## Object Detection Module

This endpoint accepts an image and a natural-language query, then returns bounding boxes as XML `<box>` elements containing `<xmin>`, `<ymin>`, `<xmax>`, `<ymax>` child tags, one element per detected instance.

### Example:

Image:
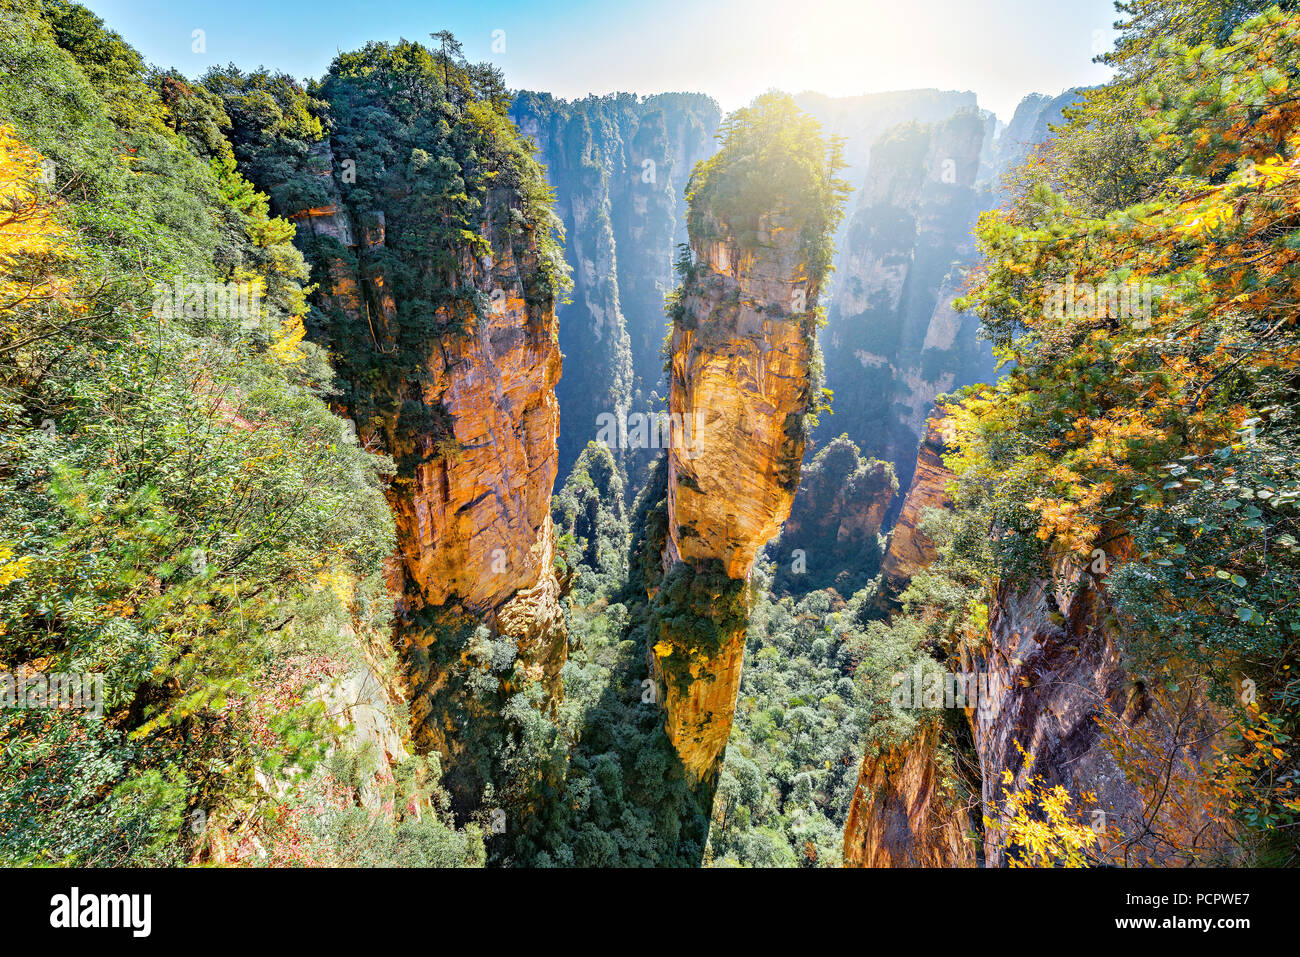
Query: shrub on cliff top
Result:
<box><xmin>685</xmin><ymin>92</ymin><xmax>850</xmax><ymax>282</ymax></box>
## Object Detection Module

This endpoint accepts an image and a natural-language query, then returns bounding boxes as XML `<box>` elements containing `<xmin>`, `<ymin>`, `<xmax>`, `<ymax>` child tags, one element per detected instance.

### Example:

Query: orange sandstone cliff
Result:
<box><xmin>878</xmin><ymin>415</ymin><xmax>957</xmax><ymax>598</ymax></box>
<box><xmin>648</xmin><ymin>96</ymin><xmax>848</xmax><ymax>782</ymax></box>
<box><xmin>296</xmin><ymin>139</ymin><xmax>566</xmax><ymax>781</ymax></box>
<box><xmin>663</xmin><ymin>221</ymin><xmax>816</xmax><ymax>579</ymax></box>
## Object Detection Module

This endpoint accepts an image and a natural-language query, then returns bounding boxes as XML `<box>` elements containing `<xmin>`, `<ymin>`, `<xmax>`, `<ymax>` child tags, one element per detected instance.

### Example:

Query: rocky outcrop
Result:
<box><xmin>795</xmin><ymin>90</ymin><xmax>982</xmax><ymax>261</ymax></box>
<box><xmin>848</xmin><ymin>428</ymin><xmax>1229</xmax><ymax>866</ymax></box>
<box><xmin>511</xmin><ymin>93</ymin><xmax>720</xmax><ymax>481</ymax></box>
<box><xmin>819</xmin><ymin>111</ymin><xmax>994</xmax><ymax>487</ymax></box>
<box><xmin>769</xmin><ymin>434</ymin><xmax>897</xmax><ymax>597</ymax></box>
<box><xmin>878</xmin><ymin>416</ymin><xmax>956</xmax><ymax>598</ymax></box>
<box><xmin>312</xmin><ymin>661</ymin><xmax>411</xmax><ymax>810</ymax></box>
<box><xmin>843</xmin><ymin>719</ymin><xmax>976</xmax><ymax>867</ymax></box>
<box><xmin>651</xmin><ymin>93</ymin><xmax>851</xmax><ymax>780</ymax></box>
<box><xmin>966</xmin><ymin>552</ymin><xmax>1230</xmax><ymax>867</ymax></box>
<box><xmin>981</xmin><ymin>90</ymin><xmax>1082</xmax><ymax>202</ymax></box>
<box><xmin>653</xmin><ymin>210</ymin><xmax>821</xmax><ymax>780</ymax></box>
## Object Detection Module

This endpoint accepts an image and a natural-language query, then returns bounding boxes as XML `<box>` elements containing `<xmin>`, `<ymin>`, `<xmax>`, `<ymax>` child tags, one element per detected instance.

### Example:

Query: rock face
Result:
<box><xmin>843</xmin><ymin>719</ymin><xmax>976</xmax><ymax>867</ymax></box>
<box><xmin>981</xmin><ymin>90</ymin><xmax>1082</xmax><ymax>202</ymax></box>
<box><xmin>878</xmin><ymin>416</ymin><xmax>956</xmax><ymax>598</ymax></box>
<box><xmin>313</xmin><ymin>661</ymin><xmax>411</xmax><ymax>811</ymax></box>
<box><xmin>819</xmin><ymin>111</ymin><xmax>994</xmax><ymax>488</ymax></box>
<box><xmin>375</xmin><ymin>249</ymin><xmax>563</xmax><ymax>622</ymax></box>
<box><xmin>664</xmin><ymin>226</ymin><xmax>815</xmax><ymax>578</ymax></box>
<box><xmin>795</xmin><ymin>90</ymin><xmax>983</xmax><ymax>260</ymax></box>
<box><xmin>967</xmin><ymin>556</ymin><xmax>1229</xmax><ymax>867</ymax></box>
<box><xmin>841</xmin><ymin>417</ymin><xmax>970</xmax><ymax>868</ymax></box>
<box><xmin>511</xmin><ymin>93</ymin><xmax>720</xmax><ymax>481</ymax></box>
<box><xmin>657</xmin><ymin>620</ymin><xmax>748</xmax><ymax>783</ymax></box>
<box><xmin>289</xmin><ymin>137</ymin><xmax>567</xmax><ymax>778</ymax></box>
<box><xmin>845</xmin><ymin>429</ymin><xmax>1229</xmax><ymax>867</ymax></box>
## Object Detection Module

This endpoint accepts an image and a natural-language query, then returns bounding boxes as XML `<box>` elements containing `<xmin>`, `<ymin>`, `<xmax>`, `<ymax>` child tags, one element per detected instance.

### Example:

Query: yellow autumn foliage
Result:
<box><xmin>0</xmin><ymin>124</ymin><xmax>77</xmax><ymax>320</ymax></box>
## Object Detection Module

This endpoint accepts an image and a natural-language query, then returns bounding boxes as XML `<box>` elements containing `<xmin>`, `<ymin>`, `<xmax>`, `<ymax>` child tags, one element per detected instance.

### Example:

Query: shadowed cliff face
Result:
<box><xmin>968</xmin><ymin>557</ymin><xmax>1230</xmax><ymax>867</ymax></box>
<box><xmin>844</xmin><ymin>432</ymin><xmax>1230</xmax><ymax>867</ymax></box>
<box><xmin>843</xmin><ymin>719</ymin><xmax>976</xmax><ymax>867</ymax></box>
<box><xmin>819</xmin><ymin>112</ymin><xmax>993</xmax><ymax>488</ymax></box>
<box><xmin>980</xmin><ymin>90</ymin><xmax>1082</xmax><ymax>202</ymax></box>
<box><xmin>842</xmin><ymin>416</ymin><xmax>974</xmax><ymax>867</ymax></box>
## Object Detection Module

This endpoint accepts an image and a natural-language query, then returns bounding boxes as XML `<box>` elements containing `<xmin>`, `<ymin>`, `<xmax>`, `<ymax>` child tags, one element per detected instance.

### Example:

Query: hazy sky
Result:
<box><xmin>82</xmin><ymin>0</ymin><xmax>1117</xmax><ymax>124</ymax></box>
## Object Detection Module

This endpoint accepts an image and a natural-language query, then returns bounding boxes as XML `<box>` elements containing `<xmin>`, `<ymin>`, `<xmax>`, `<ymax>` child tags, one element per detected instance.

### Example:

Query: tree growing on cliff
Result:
<box><xmin>948</xmin><ymin>2</ymin><xmax>1300</xmax><ymax>863</ymax></box>
<box><xmin>685</xmin><ymin>91</ymin><xmax>851</xmax><ymax>282</ymax></box>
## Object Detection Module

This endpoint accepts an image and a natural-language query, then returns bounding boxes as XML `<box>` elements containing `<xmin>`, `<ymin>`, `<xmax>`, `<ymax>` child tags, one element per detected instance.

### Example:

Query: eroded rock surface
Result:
<box><xmin>843</xmin><ymin>719</ymin><xmax>976</xmax><ymax>867</ymax></box>
<box><xmin>656</xmin><ymin>213</ymin><xmax>823</xmax><ymax>780</ymax></box>
<box><xmin>878</xmin><ymin>416</ymin><xmax>956</xmax><ymax>598</ymax></box>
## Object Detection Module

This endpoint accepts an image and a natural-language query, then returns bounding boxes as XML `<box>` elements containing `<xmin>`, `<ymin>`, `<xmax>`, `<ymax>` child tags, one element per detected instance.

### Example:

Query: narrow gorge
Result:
<box><xmin>4</xmin><ymin>0</ymin><xmax>1296</xmax><ymax>879</ymax></box>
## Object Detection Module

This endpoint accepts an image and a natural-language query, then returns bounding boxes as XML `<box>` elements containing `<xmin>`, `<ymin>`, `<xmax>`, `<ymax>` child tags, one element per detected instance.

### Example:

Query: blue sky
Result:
<box><xmin>82</xmin><ymin>0</ymin><xmax>1117</xmax><ymax>124</ymax></box>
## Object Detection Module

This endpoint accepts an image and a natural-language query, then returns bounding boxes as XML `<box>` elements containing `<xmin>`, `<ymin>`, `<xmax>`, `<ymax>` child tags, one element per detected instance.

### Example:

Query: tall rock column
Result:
<box><xmin>271</xmin><ymin>56</ymin><xmax>572</xmax><ymax>813</ymax></box>
<box><xmin>649</xmin><ymin>94</ymin><xmax>849</xmax><ymax>780</ymax></box>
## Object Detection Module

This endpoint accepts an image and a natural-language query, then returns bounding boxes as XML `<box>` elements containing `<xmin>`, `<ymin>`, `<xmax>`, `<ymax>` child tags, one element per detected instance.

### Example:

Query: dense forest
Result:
<box><xmin>0</xmin><ymin>0</ymin><xmax>1297</xmax><ymax>871</ymax></box>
